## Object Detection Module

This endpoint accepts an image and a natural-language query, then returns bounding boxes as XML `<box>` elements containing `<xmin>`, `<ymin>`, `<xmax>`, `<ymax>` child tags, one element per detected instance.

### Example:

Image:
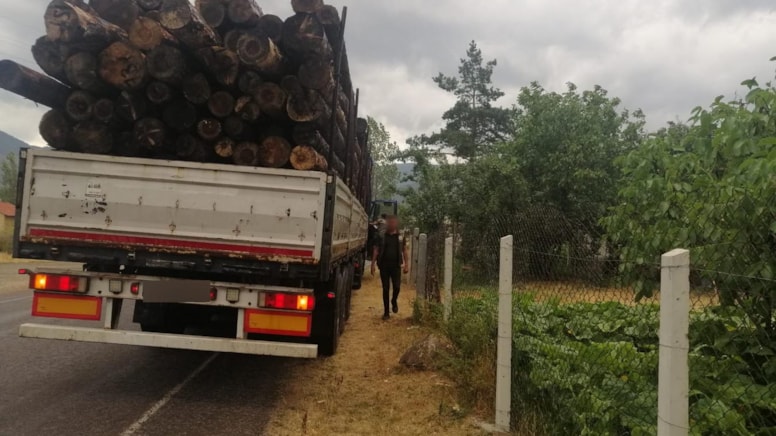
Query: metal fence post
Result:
<box><xmin>443</xmin><ymin>236</ymin><xmax>453</xmax><ymax>321</ymax></box>
<box><xmin>416</xmin><ymin>233</ymin><xmax>428</xmax><ymax>300</ymax></box>
<box><xmin>410</xmin><ymin>228</ymin><xmax>420</xmax><ymax>284</ymax></box>
<box><xmin>658</xmin><ymin>249</ymin><xmax>690</xmax><ymax>436</ymax></box>
<box><xmin>496</xmin><ymin>235</ymin><xmax>513</xmax><ymax>432</ymax></box>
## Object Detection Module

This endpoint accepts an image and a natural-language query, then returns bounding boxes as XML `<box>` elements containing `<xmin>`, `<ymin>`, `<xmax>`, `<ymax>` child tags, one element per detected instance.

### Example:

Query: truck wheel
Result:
<box><xmin>344</xmin><ymin>264</ymin><xmax>354</xmax><ymax>322</ymax></box>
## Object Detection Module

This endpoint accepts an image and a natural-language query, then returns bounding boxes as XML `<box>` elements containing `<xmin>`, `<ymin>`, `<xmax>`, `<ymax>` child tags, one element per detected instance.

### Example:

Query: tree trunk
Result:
<box><xmin>233</xmin><ymin>141</ymin><xmax>260</xmax><ymax>166</ymax></box>
<box><xmin>146</xmin><ymin>81</ymin><xmax>174</xmax><ymax>104</ymax></box>
<box><xmin>236</xmin><ymin>34</ymin><xmax>285</xmax><ymax>77</ymax></box>
<box><xmin>93</xmin><ymin>98</ymin><xmax>115</xmax><ymax>123</ymax></box>
<box><xmin>196</xmin><ymin>0</ymin><xmax>226</xmax><ymax>29</ymax></box>
<box><xmin>282</xmin><ymin>13</ymin><xmax>330</xmax><ymax>58</ymax></box>
<box><xmin>254</xmin><ymin>82</ymin><xmax>287</xmax><ymax>119</ymax></box>
<box><xmin>214</xmin><ymin>136</ymin><xmax>235</xmax><ymax>158</ymax></box>
<box><xmin>113</xmin><ymin>130</ymin><xmax>143</xmax><ymax>156</ymax></box>
<box><xmin>40</xmin><ymin>109</ymin><xmax>72</xmax><ymax>149</ymax></box>
<box><xmin>197</xmin><ymin>47</ymin><xmax>239</xmax><ymax>87</ymax></box>
<box><xmin>298</xmin><ymin>56</ymin><xmax>333</xmax><ymax>91</ymax></box>
<box><xmin>292</xmin><ymin>124</ymin><xmax>329</xmax><ymax>156</ymax></box>
<box><xmin>65</xmin><ymin>52</ymin><xmax>111</xmax><ymax>94</ymax></box>
<box><xmin>197</xmin><ymin>118</ymin><xmax>222</xmax><ymax>141</ymax></box>
<box><xmin>137</xmin><ymin>0</ymin><xmax>162</xmax><ymax>11</ymax></box>
<box><xmin>163</xmin><ymin>99</ymin><xmax>197</xmax><ymax>131</ymax></box>
<box><xmin>258</xmin><ymin>136</ymin><xmax>291</xmax><ymax>168</ymax></box>
<box><xmin>99</xmin><ymin>42</ymin><xmax>148</xmax><ymax>90</ymax></box>
<box><xmin>315</xmin><ymin>5</ymin><xmax>352</xmax><ymax>96</ymax></box>
<box><xmin>182</xmin><ymin>73</ymin><xmax>211</xmax><ymax>105</ymax></box>
<box><xmin>45</xmin><ymin>0</ymin><xmax>127</xmax><ymax>47</ymax></box>
<box><xmin>238</xmin><ymin>70</ymin><xmax>262</xmax><ymax>96</ymax></box>
<box><xmin>115</xmin><ymin>91</ymin><xmax>148</xmax><ymax>123</ymax></box>
<box><xmin>234</xmin><ymin>96</ymin><xmax>260</xmax><ymax>121</ymax></box>
<box><xmin>147</xmin><ymin>45</ymin><xmax>188</xmax><ymax>84</ymax></box>
<box><xmin>134</xmin><ymin>117</ymin><xmax>167</xmax><ymax>149</ymax></box>
<box><xmin>0</xmin><ymin>60</ymin><xmax>70</xmax><ymax>109</ymax></box>
<box><xmin>256</xmin><ymin>14</ymin><xmax>284</xmax><ymax>42</ymax></box>
<box><xmin>290</xmin><ymin>145</ymin><xmax>327</xmax><ymax>171</ymax></box>
<box><xmin>65</xmin><ymin>90</ymin><xmax>96</xmax><ymax>121</ymax></box>
<box><xmin>208</xmin><ymin>90</ymin><xmax>235</xmax><ymax>118</ymax></box>
<box><xmin>286</xmin><ymin>84</ymin><xmax>324</xmax><ymax>124</ymax></box>
<box><xmin>128</xmin><ymin>16</ymin><xmax>177</xmax><ymax>51</ymax></box>
<box><xmin>89</xmin><ymin>0</ymin><xmax>140</xmax><ymax>30</ymax></box>
<box><xmin>223</xmin><ymin>29</ymin><xmax>245</xmax><ymax>52</ymax></box>
<box><xmin>32</xmin><ymin>36</ymin><xmax>71</xmax><ymax>83</ymax></box>
<box><xmin>227</xmin><ymin>0</ymin><xmax>263</xmax><ymax>26</ymax></box>
<box><xmin>291</xmin><ymin>0</ymin><xmax>324</xmax><ymax>14</ymax></box>
<box><xmin>223</xmin><ymin>115</ymin><xmax>253</xmax><ymax>140</ymax></box>
<box><xmin>72</xmin><ymin>120</ymin><xmax>113</xmax><ymax>154</ymax></box>
<box><xmin>175</xmin><ymin>134</ymin><xmax>208</xmax><ymax>161</ymax></box>
<box><xmin>159</xmin><ymin>0</ymin><xmax>220</xmax><ymax>49</ymax></box>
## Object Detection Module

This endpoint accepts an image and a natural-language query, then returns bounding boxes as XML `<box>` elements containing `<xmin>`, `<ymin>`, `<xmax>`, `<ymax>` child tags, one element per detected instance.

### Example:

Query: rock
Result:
<box><xmin>399</xmin><ymin>334</ymin><xmax>454</xmax><ymax>371</ymax></box>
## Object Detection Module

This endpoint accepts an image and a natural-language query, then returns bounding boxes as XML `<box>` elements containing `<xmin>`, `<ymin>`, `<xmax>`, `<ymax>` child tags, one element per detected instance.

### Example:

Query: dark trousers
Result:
<box><xmin>379</xmin><ymin>266</ymin><xmax>401</xmax><ymax>315</ymax></box>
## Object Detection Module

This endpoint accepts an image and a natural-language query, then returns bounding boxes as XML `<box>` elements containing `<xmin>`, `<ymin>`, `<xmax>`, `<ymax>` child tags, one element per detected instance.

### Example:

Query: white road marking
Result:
<box><xmin>120</xmin><ymin>353</ymin><xmax>220</xmax><ymax>436</ymax></box>
<box><xmin>0</xmin><ymin>296</ymin><xmax>32</xmax><ymax>305</ymax></box>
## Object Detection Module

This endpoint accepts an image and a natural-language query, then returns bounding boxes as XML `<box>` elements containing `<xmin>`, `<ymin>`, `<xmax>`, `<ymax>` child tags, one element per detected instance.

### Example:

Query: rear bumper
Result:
<box><xmin>19</xmin><ymin>323</ymin><xmax>318</xmax><ymax>358</ymax></box>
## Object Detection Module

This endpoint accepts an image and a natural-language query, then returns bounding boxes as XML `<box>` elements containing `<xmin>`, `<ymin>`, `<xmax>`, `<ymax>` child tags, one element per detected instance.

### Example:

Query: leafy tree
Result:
<box><xmin>0</xmin><ymin>152</ymin><xmax>17</xmax><ymax>203</ymax></box>
<box><xmin>417</xmin><ymin>41</ymin><xmax>513</xmax><ymax>159</ymax></box>
<box><xmin>367</xmin><ymin>117</ymin><xmax>400</xmax><ymax>200</ymax></box>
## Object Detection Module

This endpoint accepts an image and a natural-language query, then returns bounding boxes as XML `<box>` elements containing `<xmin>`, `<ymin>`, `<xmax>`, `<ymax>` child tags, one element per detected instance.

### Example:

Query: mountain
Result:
<box><xmin>0</xmin><ymin>130</ymin><xmax>30</xmax><ymax>158</ymax></box>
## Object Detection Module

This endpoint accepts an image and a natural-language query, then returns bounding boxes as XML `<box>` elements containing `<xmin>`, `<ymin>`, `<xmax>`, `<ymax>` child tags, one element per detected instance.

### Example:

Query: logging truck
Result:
<box><xmin>14</xmin><ymin>147</ymin><xmax>369</xmax><ymax>357</ymax></box>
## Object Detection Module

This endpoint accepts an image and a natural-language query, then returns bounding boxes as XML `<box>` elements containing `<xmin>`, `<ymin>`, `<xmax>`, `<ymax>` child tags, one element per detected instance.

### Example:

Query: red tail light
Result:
<box><xmin>209</xmin><ymin>288</ymin><xmax>218</xmax><ymax>301</ymax></box>
<box><xmin>130</xmin><ymin>283</ymin><xmax>140</xmax><ymax>295</ymax></box>
<box><xmin>30</xmin><ymin>274</ymin><xmax>88</xmax><ymax>293</ymax></box>
<box><xmin>263</xmin><ymin>293</ymin><xmax>315</xmax><ymax>311</ymax></box>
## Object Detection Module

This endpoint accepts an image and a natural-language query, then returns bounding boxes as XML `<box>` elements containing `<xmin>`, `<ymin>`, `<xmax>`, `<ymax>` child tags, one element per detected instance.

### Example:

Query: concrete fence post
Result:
<box><xmin>658</xmin><ymin>249</ymin><xmax>690</xmax><ymax>436</ymax></box>
<box><xmin>443</xmin><ymin>236</ymin><xmax>453</xmax><ymax>321</ymax></box>
<box><xmin>410</xmin><ymin>228</ymin><xmax>420</xmax><ymax>284</ymax></box>
<box><xmin>495</xmin><ymin>235</ymin><xmax>514</xmax><ymax>432</ymax></box>
<box><xmin>416</xmin><ymin>233</ymin><xmax>428</xmax><ymax>300</ymax></box>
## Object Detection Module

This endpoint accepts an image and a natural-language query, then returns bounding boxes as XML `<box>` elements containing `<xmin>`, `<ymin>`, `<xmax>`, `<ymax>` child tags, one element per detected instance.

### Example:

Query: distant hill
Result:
<box><xmin>0</xmin><ymin>131</ymin><xmax>30</xmax><ymax>158</ymax></box>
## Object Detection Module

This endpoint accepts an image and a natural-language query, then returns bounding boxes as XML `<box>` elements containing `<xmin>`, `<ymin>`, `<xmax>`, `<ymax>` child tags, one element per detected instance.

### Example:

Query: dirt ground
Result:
<box><xmin>263</xmin><ymin>272</ymin><xmax>484</xmax><ymax>436</ymax></box>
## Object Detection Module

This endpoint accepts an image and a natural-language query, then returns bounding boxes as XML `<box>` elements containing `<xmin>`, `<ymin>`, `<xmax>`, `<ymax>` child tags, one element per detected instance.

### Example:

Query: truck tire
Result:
<box><xmin>344</xmin><ymin>263</ymin><xmax>354</xmax><ymax>322</ymax></box>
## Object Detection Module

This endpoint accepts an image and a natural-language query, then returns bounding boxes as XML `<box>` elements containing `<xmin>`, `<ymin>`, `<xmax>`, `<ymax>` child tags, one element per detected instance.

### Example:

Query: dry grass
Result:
<box><xmin>263</xmin><ymin>274</ymin><xmax>483</xmax><ymax>436</ymax></box>
<box><xmin>0</xmin><ymin>252</ymin><xmax>13</xmax><ymax>263</ymax></box>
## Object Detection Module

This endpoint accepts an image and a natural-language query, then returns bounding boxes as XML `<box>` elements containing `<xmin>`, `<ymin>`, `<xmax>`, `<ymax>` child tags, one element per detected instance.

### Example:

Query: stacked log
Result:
<box><xmin>0</xmin><ymin>0</ymin><xmax>367</xmax><ymax>188</ymax></box>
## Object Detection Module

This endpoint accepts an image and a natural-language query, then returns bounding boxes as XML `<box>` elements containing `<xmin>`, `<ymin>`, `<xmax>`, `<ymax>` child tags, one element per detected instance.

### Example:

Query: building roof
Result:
<box><xmin>0</xmin><ymin>202</ymin><xmax>15</xmax><ymax>218</ymax></box>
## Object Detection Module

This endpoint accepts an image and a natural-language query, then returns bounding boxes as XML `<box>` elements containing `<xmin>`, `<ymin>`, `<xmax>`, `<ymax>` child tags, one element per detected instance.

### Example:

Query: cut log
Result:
<box><xmin>291</xmin><ymin>0</ymin><xmax>324</xmax><ymax>14</ymax></box>
<box><xmin>258</xmin><ymin>136</ymin><xmax>291</xmax><ymax>168</ymax></box>
<box><xmin>223</xmin><ymin>29</ymin><xmax>246</xmax><ymax>52</ymax></box>
<box><xmin>134</xmin><ymin>117</ymin><xmax>167</xmax><ymax>148</ymax></box>
<box><xmin>175</xmin><ymin>134</ymin><xmax>208</xmax><ymax>161</ymax></box>
<box><xmin>292</xmin><ymin>124</ymin><xmax>329</xmax><ymax>157</ymax></box>
<box><xmin>128</xmin><ymin>16</ymin><xmax>177</xmax><ymax>51</ymax></box>
<box><xmin>163</xmin><ymin>99</ymin><xmax>197</xmax><ymax>131</ymax></box>
<box><xmin>290</xmin><ymin>145</ymin><xmax>327</xmax><ymax>171</ymax></box>
<box><xmin>147</xmin><ymin>45</ymin><xmax>188</xmax><ymax>84</ymax></box>
<box><xmin>197</xmin><ymin>47</ymin><xmax>239</xmax><ymax>87</ymax></box>
<box><xmin>208</xmin><ymin>91</ymin><xmax>235</xmax><ymax>118</ymax></box>
<box><xmin>237</xmin><ymin>34</ymin><xmax>285</xmax><ymax>77</ymax></box>
<box><xmin>315</xmin><ymin>5</ymin><xmax>352</xmax><ymax>95</ymax></box>
<box><xmin>282</xmin><ymin>13</ymin><xmax>330</xmax><ymax>58</ymax></box>
<box><xmin>234</xmin><ymin>96</ymin><xmax>260</xmax><ymax>121</ymax></box>
<box><xmin>32</xmin><ymin>36</ymin><xmax>71</xmax><ymax>83</ymax></box>
<box><xmin>65</xmin><ymin>52</ymin><xmax>111</xmax><ymax>94</ymax></box>
<box><xmin>0</xmin><ymin>60</ymin><xmax>70</xmax><ymax>109</ymax></box>
<box><xmin>159</xmin><ymin>0</ymin><xmax>220</xmax><ymax>49</ymax></box>
<box><xmin>65</xmin><ymin>90</ymin><xmax>96</xmax><ymax>121</ymax></box>
<box><xmin>254</xmin><ymin>82</ymin><xmax>287</xmax><ymax>118</ymax></box>
<box><xmin>146</xmin><ymin>81</ymin><xmax>173</xmax><ymax>104</ymax></box>
<box><xmin>93</xmin><ymin>98</ymin><xmax>115</xmax><ymax>123</ymax></box>
<box><xmin>89</xmin><ymin>0</ymin><xmax>140</xmax><ymax>30</ymax></box>
<box><xmin>45</xmin><ymin>0</ymin><xmax>127</xmax><ymax>46</ymax></box>
<box><xmin>99</xmin><ymin>42</ymin><xmax>148</xmax><ymax>90</ymax></box>
<box><xmin>298</xmin><ymin>56</ymin><xmax>333</xmax><ymax>91</ymax></box>
<box><xmin>39</xmin><ymin>109</ymin><xmax>72</xmax><ymax>149</ymax></box>
<box><xmin>223</xmin><ymin>115</ymin><xmax>253</xmax><ymax>140</ymax></box>
<box><xmin>196</xmin><ymin>0</ymin><xmax>226</xmax><ymax>29</ymax></box>
<box><xmin>214</xmin><ymin>136</ymin><xmax>235</xmax><ymax>158</ymax></box>
<box><xmin>285</xmin><ymin>79</ymin><xmax>324</xmax><ymax>123</ymax></box>
<box><xmin>238</xmin><ymin>70</ymin><xmax>262</xmax><ymax>96</ymax></box>
<box><xmin>137</xmin><ymin>0</ymin><xmax>162</xmax><ymax>11</ymax></box>
<box><xmin>72</xmin><ymin>120</ymin><xmax>113</xmax><ymax>154</ymax></box>
<box><xmin>182</xmin><ymin>73</ymin><xmax>211</xmax><ymax>105</ymax></box>
<box><xmin>256</xmin><ymin>14</ymin><xmax>284</xmax><ymax>42</ymax></box>
<box><xmin>197</xmin><ymin>118</ymin><xmax>222</xmax><ymax>141</ymax></box>
<box><xmin>233</xmin><ymin>141</ymin><xmax>260</xmax><ymax>166</ymax></box>
<box><xmin>227</xmin><ymin>0</ymin><xmax>263</xmax><ymax>26</ymax></box>
<box><xmin>113</xmin><ymin>130</ymin><xmax>142</xmax><ymax>156</ymax></box>
<box><xmin>115</xmin><ymin>91</ymin><xmax>147</xmax><ymax>123</ymax></box>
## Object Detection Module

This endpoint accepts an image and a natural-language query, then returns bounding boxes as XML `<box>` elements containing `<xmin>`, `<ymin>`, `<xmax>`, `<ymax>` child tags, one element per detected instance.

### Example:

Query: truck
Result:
<box><xmin>13</xmin><ymin>147</ymin><xmax>371</xmax><ymax>358</ymax></box>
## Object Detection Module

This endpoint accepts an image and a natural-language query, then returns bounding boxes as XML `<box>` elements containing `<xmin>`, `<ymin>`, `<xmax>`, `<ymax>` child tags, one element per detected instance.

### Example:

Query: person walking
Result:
<box><xmin>371</xmin><ymin>216</ymin><xmax>408</xmax><ymax>320</ymax></box>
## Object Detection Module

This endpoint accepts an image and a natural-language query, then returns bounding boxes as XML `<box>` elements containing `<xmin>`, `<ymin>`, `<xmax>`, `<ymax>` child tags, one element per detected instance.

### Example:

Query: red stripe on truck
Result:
<box><xmin>28</xmin><ymin>228</ymin><xmax>314</xmax><ymax>258</ymax></box>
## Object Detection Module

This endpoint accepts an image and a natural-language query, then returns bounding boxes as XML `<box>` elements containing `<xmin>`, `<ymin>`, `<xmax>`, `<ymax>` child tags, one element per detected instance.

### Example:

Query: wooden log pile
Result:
<box><xmin>0</xmin><ymin>0</ymin><xmax>372</xmax><ymax>193</ymax></box>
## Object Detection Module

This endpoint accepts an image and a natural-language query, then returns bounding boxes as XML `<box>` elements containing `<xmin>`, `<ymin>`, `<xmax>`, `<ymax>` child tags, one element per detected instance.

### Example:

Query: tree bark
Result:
<box><xmin>65</xmin><ymin>90</ymin><xmax>96</xmax><ymax>121</ymax></box>
<box><xmin>134</xmin><ymin>117</ymin><xmax>167</xmax><ymax>149</ymax></box>
<box><xmin>237</xmin><ymin>34</ymin><xmax>285</xmax><ymax>77</ymax></box>
<box><xmin>99</xmin><ymin>42</ymin><xmax>148</xmax><ymax>90</ymax></box>
<box><xmin>0</xmin><ymin>60</ymin><xmax>70</xmax><ymax>109</ymax></box>
<box><xmin>227</xmin><ymin>0</ymin><xmax>263</xmax><ymax>27</ymax></box>
<box><xmin>223</xmin><ymin>115</ymin><xmax>253</xmax><ymax>140</ymax></box>
<box><xmin>115</xmin><ymin>91</ymin><xmax>148</xmax><ymax>123</ymax></box>
<box><xmin>282</xmin><ymin>13</ymin><xmax>330</xmax><ymax>58</ymax></box>
<box><xmin>182</xmin><ymin>73</ymin><xmax>211</xmax><ymax>105</ymax></box>
<box><xmin>291</xmin><ymin>0</ymin><xmax>324</xmax><ymax>14</ymax></box>
<box><xmin>233</xmin><ymin>141</ymin><xmax>260</xmax><ymax>166</ymax></box>
<box><xmin>223</xmin><ymin>29</ymin><xmax>245</xmax><ymax>52</ymax></box>
<box><xmin>254</xmin><ymin>82</ymin><xmax>287</xmax><ymax>119</ymax></box>
<box><xmin>197</xmin><ymin>118</ymin><xmax>222</xmax><ymax>141</ymax></box>
<box><xmin>197</xmin><ymin>46</ymin><xmax>239</xmax><ymax>87</ymax></box>
<box><xmin>315</xmin><ymin>5</ymin><xmax>352</xmax><ymax>96</ymax></box>
<box><xmin>137</xmin><ymin>0</ymin><xmax>162</xmax><ymax>11</ymax></box>
<box><xmin>32</xmin><ymin>36</ymin><xmax>71</xmax><ymax>83</ymax></box>
<box><xmin>45</xmin><ymin>0</ymin><xmax>127</xmax><ymax>47</ymax></box>
<box><xmin>234</xmin><ymin>96</ymin><xmax>260</xmax><ymax>121</ymax></box>
<box><xmin>196</xmin><ymin>0</ymin><xmax>226</xmax><ymax>29</ymax></box>
<box><xmin>146</xmin><ymin>81</ymin><xmax>174</xmax><ymax>104</ymax></box>
<box><xmin>292</xmin><ymin>124</ymin><xmax>329</xmax><ymax>157</ymax></box>
<box><xmin>93</xmin><ymin>98</ymin><xmax>115</xmax><ymax>123</ymax></box>
<box><xmin>163</xmin><ymin>99</ymin><xmax>197</xmax><ymax>131</ymax></box>
<box><xmin>214</xmin><ymin>136</ymin><xmax>235</xmax><ymax>158</ymax></box>
<box><xmin>175</xmin><ymin>133</ymin><xmax>208</xmax><ymax>161</ymax></box>
<box><xmin>113</xmin><ymin>130</ymin><xmax>143</xmax><ymax>157</ymax></box>
<box><xmin>208</xmin><ymin>90</ymin><xmax>235</xmax><ymax>118</ymax></box>
<box><xmin>128</xmin><ymin>16</ymin><xmax>177</xmax><ymax>51</ymax></box>
<box><xmin>298</xmin><ymin>56</ymin><xmax>333</xmax><ymax>91</ymax></box>
<box><xmin>238</xmin><ymin>70</ymin><xmax>262</xmax><ymax>96</ymax></box>
<box><xmin>258</xmin><ymin>136</ymin><xmax>291</xmax><ymax>168</ymax></box>
<box><xmin>256</xmin><ymin>14</ymin><xmax>284</xmax><ymax>42</ymax></box>
<box><xmin>159</xmin><ymin>0</ymin><xmax>220</xmax><ymax>49</ymax></box>
<box><xmin>290</xmin><ymin>145</ymin><xmax>327</xmax><ymax>171</ymax></box>
<box><xmin>72</xmin><ymin>120</ymin><xmax>113</xmax><ymax>154</ymax></box>
<box><xmin>284</xmin><ymin>78</ymin><xmax>324</xmax><ymax>123</ymax></box>
<box><xmin>147</xmin><ymin>45</ymin><xmax>188</xmax><ymax>84</ymax></box>
<box><xmin>89</xmin><ymin>0</ymin><xmax>140</xmax><ymax>30</ymax></box>
<box><xmin>65</xmin><ymin>52</ymin><xmax>111</xmax><ymax>94</ymax></box>
<box><xmin>40</xmin><ymin>109</ymin><xmax>72</xmax><ymax>150</ymax></box>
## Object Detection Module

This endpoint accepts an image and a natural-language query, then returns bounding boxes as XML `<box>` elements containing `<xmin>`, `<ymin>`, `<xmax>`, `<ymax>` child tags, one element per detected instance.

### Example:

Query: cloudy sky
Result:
<box><xmin>0</xmin><ymin>0</ymin><xmax>775</xmax><ymax>147</ymax></box>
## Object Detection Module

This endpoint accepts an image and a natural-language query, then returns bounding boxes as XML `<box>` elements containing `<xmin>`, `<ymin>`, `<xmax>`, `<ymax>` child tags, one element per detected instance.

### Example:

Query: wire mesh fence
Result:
<box><xmin>417</xmin><ymin>205</ymin><xmax>776</xmax><ymax>435</ymax></box>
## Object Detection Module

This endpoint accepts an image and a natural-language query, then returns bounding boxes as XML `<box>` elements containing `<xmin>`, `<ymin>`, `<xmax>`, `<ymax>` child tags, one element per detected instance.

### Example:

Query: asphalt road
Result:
<box><xmin>0</xmin><ymin>263</ymin><xmax>300</xmax><ymax>436</ymax></box>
